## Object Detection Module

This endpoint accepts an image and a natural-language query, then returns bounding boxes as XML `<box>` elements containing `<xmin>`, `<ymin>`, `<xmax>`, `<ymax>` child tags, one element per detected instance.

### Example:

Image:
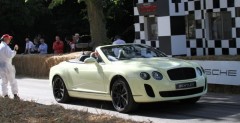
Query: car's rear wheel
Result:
<box><xmin>111</xmin><ymin>78</ymin><xmax>138</xmax><ymax>113</ymax></box>
<box><xmin>52</xmin><ymin>76</ymin><xmax>70</xmax><ymax>103</ymax></box>
<box><xmin>179</xmin><ymin>96</ymin><xmax>201</xmax><ymax>104</ymax></box>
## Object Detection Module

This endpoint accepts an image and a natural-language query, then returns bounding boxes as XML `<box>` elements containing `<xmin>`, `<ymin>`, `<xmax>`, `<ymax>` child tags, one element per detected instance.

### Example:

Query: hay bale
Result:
<box><xmin>12</xmin><ymin>52</ymin><xmax>91</xmax><ymax>78</ymax></box>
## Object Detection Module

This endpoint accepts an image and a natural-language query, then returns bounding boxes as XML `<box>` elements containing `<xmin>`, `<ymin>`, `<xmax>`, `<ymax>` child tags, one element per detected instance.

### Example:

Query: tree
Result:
<box><xmin>104</xmin><ymin>0</ymin><xmax>134</xmax><ymax>42</ymax></box>
<box><xmin>85</xmin><ymin>0</ymin><xmax>108</xmax><ymax>48</ymax></box>
<box><xmin>0</xmin><ymin>0</ymin><xmax>34</xmax><ymax>52</ymax></box>
<box><xmin>50</xmin><ymin>0</ymin><xmax>108</xmax><ymax>48</ymax></box>
<box><xmin>25</xmin><ymin>0</ymin><xmax>52</xmax><ymax>37</ymax></box>
<box><xmin>0</xmin><ymin>0</ymin><xmax>33</xmax><ymax>34</ymax></box>
<box><xmin>51</xmin><ymin>0</ymin><xmax>89</xmax><ymax>36</ymax></box>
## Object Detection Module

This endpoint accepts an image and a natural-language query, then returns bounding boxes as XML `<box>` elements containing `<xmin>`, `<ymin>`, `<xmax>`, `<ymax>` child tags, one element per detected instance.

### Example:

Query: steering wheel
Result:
<box><xmin>122</xmin><ymin>46</ymin><xmax>135</xmax><ymax>58</ymax></box>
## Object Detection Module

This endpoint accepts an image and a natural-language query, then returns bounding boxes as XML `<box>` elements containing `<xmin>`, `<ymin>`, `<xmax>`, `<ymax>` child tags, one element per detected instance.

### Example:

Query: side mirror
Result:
<box><xmin>84</xmin><ymin>57</ymin><xmax>96</xmax><ymax>63</ymax></box>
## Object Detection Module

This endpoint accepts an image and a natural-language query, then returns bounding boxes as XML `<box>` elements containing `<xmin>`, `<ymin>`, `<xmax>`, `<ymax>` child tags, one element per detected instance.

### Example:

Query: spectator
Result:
<box><xmin>69</xmin><ymin>35</ymin><xmax>76</xmax><ymax>52</ymax></box>
<box><xmin>53</xmin><ymin>36</ymin><xmax>64</xmax><ymax>54</ymax></box>
<box><xmin>112</xmin><ymin>35</ymin><xmax>126</xmax><ymax>45</ymax></box>
<box><xmin>74</xmin><ymin>33</ymin><xmax>82</xmax><ymax>51</ymax></box>
<box><xmin>24</xmin><ymin>38</ymin><xmax>34</xmax><ymax>54</ymax></box>
<box><xmin>33</xmin><ymin>38</ymin><xmax>40</xmax><ymax>53</ymax></box>
<box><xmin>112</xmin><ymin>35</ymin><xmax>126</xmax><ymax>56</ymax></box>
<box><xmin>38</xmin><ymin>38</ymin><xmax>48</xmax><ymax>54</ymax></box>
<box><xmin>64</xmin><ymin>36</ymin><xmax>71</xmax><ymax>53</ymax></box>
<box><xmin>64</xmin><ymin>36</ymin><xmax>75</xmax><ymax>53</ymax></box>
<box><xmin>75</xmin><ymin>33</ymin><xmax>81</xmax><ymax>43</ymax></box>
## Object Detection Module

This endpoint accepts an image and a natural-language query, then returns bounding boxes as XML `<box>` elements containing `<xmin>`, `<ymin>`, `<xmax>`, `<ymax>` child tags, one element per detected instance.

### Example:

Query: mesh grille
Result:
<box><xmin>167</xmin><ymin>67</ymin><xmax>196</xmax><ymax>80</ymax></box>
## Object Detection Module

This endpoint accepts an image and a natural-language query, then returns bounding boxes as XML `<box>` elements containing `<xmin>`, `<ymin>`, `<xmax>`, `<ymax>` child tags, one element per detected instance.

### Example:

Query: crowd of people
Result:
<box><xmin>23</xmin><ymin>33</ymin><xmax>127</xmax><ymax>55</ymax></box>
<box><xmin>24</xmin><ymin>33</ymin><xmax>83</xmax><ymax>55</ymax></box>
<box><xmin>24</xmin><ymin>37</ymin><xmax>48</xmax><ymax>54</ymax></box>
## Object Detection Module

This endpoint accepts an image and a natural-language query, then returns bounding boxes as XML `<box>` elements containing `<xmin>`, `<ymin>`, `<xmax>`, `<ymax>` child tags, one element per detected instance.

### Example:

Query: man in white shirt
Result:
<box><xmin>38</xmin><ymin>38</ymin><xmax>48</xmax><ymax>54</ymax></box>
<box><xmin>112</xmin><ymin>35</ymin><xmax>126</xmax><ymax>45</ymax></box>
<box><xmin>0</xmin><ymin>34</ymin><xmax>19</xmax><ymax>99</ymax></box>
<box><xmin>112</xmin><ymin>35</ymin><xmax>126</xmax><ymax>56</ymax></box>
<box><xmin>25</xmin><ymin>38</ymin><xmax>34</xmax><ymax>54</ymax></box>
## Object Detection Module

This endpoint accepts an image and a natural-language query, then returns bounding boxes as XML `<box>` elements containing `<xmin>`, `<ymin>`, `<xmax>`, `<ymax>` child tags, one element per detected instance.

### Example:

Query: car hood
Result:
<box><xmin>111</xmin><ymin>57</ymin><xmax>195</xmax><ymax>71</ymax></box>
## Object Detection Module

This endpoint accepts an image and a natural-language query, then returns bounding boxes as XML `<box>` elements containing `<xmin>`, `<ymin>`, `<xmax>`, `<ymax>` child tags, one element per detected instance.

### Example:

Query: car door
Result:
<box><xmin>70</xmin><ymin>62</ymin><xmax>106</xmax><ymax>94</ymax></box>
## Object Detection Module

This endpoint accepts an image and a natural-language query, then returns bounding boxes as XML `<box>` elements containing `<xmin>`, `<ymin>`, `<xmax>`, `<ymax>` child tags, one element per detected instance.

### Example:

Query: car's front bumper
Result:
<box><xmin>126</xmin><ymin>76</ymin><xmax>207</xmax><ymax>103</ymax></box>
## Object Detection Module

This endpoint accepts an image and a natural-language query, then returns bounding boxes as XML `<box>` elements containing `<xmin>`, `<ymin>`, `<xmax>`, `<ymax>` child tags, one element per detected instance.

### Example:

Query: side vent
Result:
<box><xmin>144</xmin><ymin>84</ymin><xmax>155</xmax><ymax>97</ymax></box>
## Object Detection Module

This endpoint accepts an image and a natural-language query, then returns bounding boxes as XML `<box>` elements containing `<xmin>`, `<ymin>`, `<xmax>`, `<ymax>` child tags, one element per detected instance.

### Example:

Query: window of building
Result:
<box><xmin>206</xmin><ymin>12</ymin><xmax>232</xmax><ymax>40</ymax></box>
<box><xmin>185</xmin><ymin>14</ymin><xmax>196</xmax><ymax>39</ymax></box>
<box><xmin>236</xmin><ymin>7</ymin><xmax>240</xmax><ymax>17</ymax></box>
<box><xmin>145</xmin><ymin>17</ymin><xmax>158</xmax><ymax>40</ymax></box>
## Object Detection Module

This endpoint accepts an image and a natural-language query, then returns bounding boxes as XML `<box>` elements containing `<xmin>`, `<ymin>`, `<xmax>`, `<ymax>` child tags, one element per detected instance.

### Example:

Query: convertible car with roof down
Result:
<box><xmin>49</xmin><ymin>44</ymin><xmax>207</xmax><ymax>113</ymax></box>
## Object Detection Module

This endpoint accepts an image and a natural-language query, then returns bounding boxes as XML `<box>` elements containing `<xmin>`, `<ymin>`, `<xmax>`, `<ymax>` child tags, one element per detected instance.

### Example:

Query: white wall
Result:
<box><xmin>192</xmin><ymin>60</ymin><xmax>240</xmax><ymax>85</ymax></box>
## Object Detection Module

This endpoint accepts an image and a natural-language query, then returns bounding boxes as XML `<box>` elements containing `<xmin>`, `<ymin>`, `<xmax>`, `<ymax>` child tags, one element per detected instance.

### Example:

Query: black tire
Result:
<box><xmin>179</xmin><ymin>96</ymin><xmax>201</xmax><ymax>104</ymax></box>
<box><xmin>52</xmin><ymin>76</ymin><xmax>70</xmax><ymax>103</ymax></box>
<box><xmin>111</xmin><ymin>78</ymin><xmax>138</xmax><ymax>113</ymax></box>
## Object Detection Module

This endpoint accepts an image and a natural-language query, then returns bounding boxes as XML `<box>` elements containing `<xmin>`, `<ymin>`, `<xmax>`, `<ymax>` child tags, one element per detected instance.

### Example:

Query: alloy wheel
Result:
<box><xmin>53</xmin><ymin>77</ymin><xmax>65</xmax><ymax>101</ymax></box>
<box><xmin>112</xmin><ymin>81</ymin><xmax>129</xmax><ymax>111</ymax></box>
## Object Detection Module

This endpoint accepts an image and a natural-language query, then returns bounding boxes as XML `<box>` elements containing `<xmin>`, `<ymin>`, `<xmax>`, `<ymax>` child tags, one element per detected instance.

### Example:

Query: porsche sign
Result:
<box><xmin>192</xmin><ymin>60</ymin><xmax>240</xmax><ymax>86</ymax></box>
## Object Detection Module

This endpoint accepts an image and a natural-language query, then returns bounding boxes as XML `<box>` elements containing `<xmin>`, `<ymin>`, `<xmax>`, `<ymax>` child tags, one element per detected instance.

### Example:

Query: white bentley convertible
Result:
<box><xmin>49</xmin><ymin>44</ymin><xmax>207</xmax><ymax>113</ymax></box>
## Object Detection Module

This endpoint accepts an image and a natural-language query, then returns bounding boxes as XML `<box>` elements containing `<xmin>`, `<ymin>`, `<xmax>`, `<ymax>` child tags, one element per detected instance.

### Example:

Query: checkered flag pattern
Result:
<box><xmin>134</xmin><ymin>0</ymin><xmax>158</xmax><ymax>47</ymax></box>
<box><xmin>134</xmin><ymin>0</ymin><xmax>240</xmax><ymax>56</ymax></box>
<box><xmin>185</xmin><ymin>0</ymin><xmax>240</xmax><ymax>56</ymax></box>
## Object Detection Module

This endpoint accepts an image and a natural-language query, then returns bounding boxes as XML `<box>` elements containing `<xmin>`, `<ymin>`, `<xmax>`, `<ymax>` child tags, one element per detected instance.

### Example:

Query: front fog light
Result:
<box><xmin>152</xmin><ymin>71</ymin><xmax>163</xmax><ymax>80</ymax></box>
<box><xmin>140</xmin><ymin>72</ymin><xmax>150</xmax><ymax>80</ymax></box>
<box><xmin>196</xmin><ymin>67</ymin><xmax>203</xmax><ymax>76</ymax></box>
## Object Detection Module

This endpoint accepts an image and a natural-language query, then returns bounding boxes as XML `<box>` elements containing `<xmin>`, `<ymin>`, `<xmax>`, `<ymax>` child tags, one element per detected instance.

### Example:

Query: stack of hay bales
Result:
<box><xmin>12</xmin><ymin>52</ymin><xmax>91</xmax><ymax>78</ymax></box>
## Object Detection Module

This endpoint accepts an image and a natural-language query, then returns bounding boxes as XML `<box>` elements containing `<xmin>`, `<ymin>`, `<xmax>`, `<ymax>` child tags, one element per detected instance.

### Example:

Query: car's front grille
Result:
<box><xmin>159</xmin><ymin>87</ymin><xmax>204</xmax><ymax>97</ymax></box>
<box><xmin>167</xmin><ymin>67</ymin><xmax>196</xmax><ymax>80</ymax></box>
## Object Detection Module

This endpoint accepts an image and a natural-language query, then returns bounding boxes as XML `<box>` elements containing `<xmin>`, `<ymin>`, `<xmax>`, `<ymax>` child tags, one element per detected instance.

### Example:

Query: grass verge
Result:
<box><xmin>0</xmin><ymin>97</ymin><xmax>141</xmax><ymax>123</ymax></box>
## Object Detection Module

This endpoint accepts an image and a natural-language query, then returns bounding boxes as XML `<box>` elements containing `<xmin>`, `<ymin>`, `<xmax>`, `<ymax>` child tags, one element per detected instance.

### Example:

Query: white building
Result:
<box><xmin>134</xmin><ymin>0</ymin><xmax>240</xmax><ymax>56</ymax></box>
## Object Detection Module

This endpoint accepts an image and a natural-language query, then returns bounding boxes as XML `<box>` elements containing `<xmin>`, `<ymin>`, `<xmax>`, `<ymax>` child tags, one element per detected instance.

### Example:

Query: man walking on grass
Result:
<box><xmin>0</xmin><ymin>34</ymin><xmax>20</xmax><ymax>99</ymax></box>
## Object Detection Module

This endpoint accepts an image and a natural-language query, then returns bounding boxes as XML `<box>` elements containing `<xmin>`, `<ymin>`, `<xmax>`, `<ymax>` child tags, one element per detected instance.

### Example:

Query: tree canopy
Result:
<box><xmin>0</xmin><ymin>0</ymin><xmax>134</xmax><ymax>53</ymax></box>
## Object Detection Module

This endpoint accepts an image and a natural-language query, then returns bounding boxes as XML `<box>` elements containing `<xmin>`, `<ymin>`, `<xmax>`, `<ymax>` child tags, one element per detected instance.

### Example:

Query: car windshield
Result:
<box><xmin>100</xmin><ymin>44</ymin><xmax>167</xmax><ymax>61</ymax></box>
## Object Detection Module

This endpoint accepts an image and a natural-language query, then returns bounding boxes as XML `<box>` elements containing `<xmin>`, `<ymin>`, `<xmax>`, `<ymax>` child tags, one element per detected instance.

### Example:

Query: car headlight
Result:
<box><xmin>196</xmin><ymin>67</ymin><xmax>203</xmax><ymax>76</ymax></box>
<box><xmin>140</xmin><ymin>72</ymin><xmax>150</xmax><ymax>80</ymax></box>
<box><xmin>152</xmin><ymin>71</ymin><xmax>163</xmax><ymax>80</ymax></box>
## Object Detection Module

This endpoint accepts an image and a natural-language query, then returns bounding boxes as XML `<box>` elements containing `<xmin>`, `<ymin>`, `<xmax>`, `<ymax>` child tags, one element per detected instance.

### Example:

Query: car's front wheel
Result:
<box><xmin>52</xmin><ymin>76</ymin><xmax>70</xmax><ymax>103</ymax></box>
<box><xmin>111</xmin><ymin>78</ymin><xmax>138</xmax><ymax>113</ymax></box>
<box><xmin>179</xmin><ymin>96</ymin><xmax>201</xmax><ymax>104</ymax></box>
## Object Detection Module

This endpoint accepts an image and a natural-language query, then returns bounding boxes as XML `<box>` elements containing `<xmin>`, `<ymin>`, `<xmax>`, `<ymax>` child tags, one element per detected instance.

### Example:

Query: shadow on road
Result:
<box><xmin>63</xmin><ymin>93</ymin><xmax>240</xmax><ymax>121</ymax></box>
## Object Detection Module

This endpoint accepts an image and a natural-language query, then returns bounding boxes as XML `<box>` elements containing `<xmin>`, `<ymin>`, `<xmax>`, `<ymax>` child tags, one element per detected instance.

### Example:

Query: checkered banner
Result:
<box><xmin>134</xmin><ymin>0</ymin><xmax>240</xmax><ymax>56</ymax></box>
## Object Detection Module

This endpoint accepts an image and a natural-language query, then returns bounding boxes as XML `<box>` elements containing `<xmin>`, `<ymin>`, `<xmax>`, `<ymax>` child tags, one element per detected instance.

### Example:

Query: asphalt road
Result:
<box><xmin>1</xmin><ymin>78</ymin><xmax>240</xmax><ymax>123</ymax></box>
